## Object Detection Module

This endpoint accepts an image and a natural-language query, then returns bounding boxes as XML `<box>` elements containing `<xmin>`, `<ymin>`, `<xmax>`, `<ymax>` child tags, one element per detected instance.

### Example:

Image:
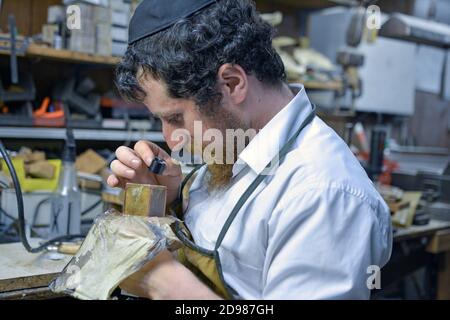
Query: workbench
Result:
<box><xmin>0</xmin><ymin>239</ymin><xmax>72</xmax><ymax>300</ymax></box>
<box><xmin>1</xmin><ymin>220</ymin><xmax>450</xmax><ymax>300</ymax></box>
<box><xmin>376</xmin><ymin>219</ymin><xmax>450</xmax><ymax>300</ymax></box>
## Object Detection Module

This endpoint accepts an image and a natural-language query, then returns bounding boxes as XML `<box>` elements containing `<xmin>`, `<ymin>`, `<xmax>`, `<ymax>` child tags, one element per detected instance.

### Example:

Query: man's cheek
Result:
<box><xmin>165</xmin><ymin>125</ymin><xmax>188</xmax><ymax>150</ymax></box>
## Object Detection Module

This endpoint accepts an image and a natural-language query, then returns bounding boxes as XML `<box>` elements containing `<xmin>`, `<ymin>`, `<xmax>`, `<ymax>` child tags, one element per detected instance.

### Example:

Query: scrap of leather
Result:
<box><xmin>49</xmin><ymin>209</ymin><xmax>181</xmax><ymax>300</ymax></box>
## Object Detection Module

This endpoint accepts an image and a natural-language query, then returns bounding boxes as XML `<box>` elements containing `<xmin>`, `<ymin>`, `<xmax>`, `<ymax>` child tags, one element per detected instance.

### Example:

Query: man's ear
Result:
<box><xmin>217</xmin><ymin>63</ymin><xmax>248</xmax><ymax>105</ymax></box>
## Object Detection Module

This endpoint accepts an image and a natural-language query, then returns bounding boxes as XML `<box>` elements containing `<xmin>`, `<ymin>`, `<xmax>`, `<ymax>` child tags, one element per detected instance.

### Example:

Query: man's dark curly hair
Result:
<box><xmin>115</xmin><ymin>0</ymin><xmax>286</xmax><ymax>112</ymax></box>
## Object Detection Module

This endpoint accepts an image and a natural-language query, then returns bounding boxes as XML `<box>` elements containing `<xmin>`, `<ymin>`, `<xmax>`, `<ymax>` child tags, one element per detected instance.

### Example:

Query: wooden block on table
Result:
<box><xmin>102</xmin><ymin>189</ymin><xmax>124</xmax><ymax>206</ymax></box>
<box><xmin>391</xmin><ymin>191</ymin><xmax>422</xmax><ymax>228</ymax></box>
<box><xmin>124</xmin><ymin>183</ymin><xmax>166</xmax><ymax>217</ymax></box>
<box><xmin>24</xmin><ymin>161</ymin><xmax>55</xmax><ymax>179</ymax></box>
<box><xmin>29</xmin><ymin>151</ymin><xmax>46</xmax><ymax>163</ymax></box>
<box><xmin>390</xmin><ymin>200</ymin><xmax>411</xmax><ymax>227</ymax></box>
<box><xmin>78</xmin><ymin>178</ymin><xmax>102</xmax><ymax>190</ymax></box>
<box><xmin>16</xmin><ymin>149</ymin><xmax>46</xmax><ymax>164</ymax></box>
<box><xmin>16</xmin><ymin>147</ymin><xmax>33</xmax><ymax>163</ymax></box>
<box><xmin>75</xmin><ymin>149</ymin><xmax>107</xmax><ymax>174</ymax></box>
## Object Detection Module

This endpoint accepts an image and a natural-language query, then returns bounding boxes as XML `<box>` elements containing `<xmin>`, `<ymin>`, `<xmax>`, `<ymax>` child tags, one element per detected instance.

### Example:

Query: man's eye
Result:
<box><xmin>166</xmin><ymin>115</ymin><xmax>183</xmax><ymax>125</ymax></box>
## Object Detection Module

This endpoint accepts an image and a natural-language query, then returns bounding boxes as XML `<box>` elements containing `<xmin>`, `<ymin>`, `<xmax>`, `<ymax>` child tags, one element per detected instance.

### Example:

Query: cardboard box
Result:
<box><xmin>70</xmin><ymin>33</ymin><xmax>96</xmax><ymax>54</ymax></box>
<box><xmin>112</xmin><ymin>10</ymin><xmax>129</xmax><ymax>27</ymax></box>
<box><xmin>42</xmin><ymin>24</ymin><xmax>59</xmax><ymax>45</ymax></box>
<box><xmin>96</xmin><ymin>22</ymin><xmax>112</xmax><ymax>55</ymax></box>
<box><xmin>110</xmin><ymin>0</ymin><xmax>128</xmax><ymax>11</ymax></box>
<box><xmin>94</xmin><ymin>5</ymin><xmax>112</xmax><ymax>23</ymax></box>
<box><xmin>112</xmin><ymin>41</ymin><xmax>127</xmax><ymax>56</ymax></box>
<box><xmin>111</xmin><ymin>26</ymin><xmax>128</xmax><ymax>42</ymax></box>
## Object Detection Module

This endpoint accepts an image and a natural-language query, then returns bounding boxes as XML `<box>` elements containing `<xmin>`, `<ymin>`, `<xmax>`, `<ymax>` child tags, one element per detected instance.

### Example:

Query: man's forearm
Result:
<box><xmin>120</xmin><ymin>251</ymin><xmax>223</xmax><ymax>300</ymax></box>
<box><xmin>149</xmin><ymin>261</ymin><xmax>223</xmax><ymax>300</ymax></box>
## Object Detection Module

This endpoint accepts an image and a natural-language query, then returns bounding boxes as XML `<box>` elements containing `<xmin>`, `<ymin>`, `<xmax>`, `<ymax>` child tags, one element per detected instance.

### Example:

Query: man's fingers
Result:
<box><xmin>134</xmin><ymin>140</ymin><xmax>182</xmax><ymax>177</ymax></box>
<box><xmin>133</xmin><ymin>140</ymin><xmax>159</xmax><ymax>166</ymax></box>
<box><xmin>107</xmin><ymin>174</ymin><xmax>127</xmax><ymax>189</ymax></box>
<box><xmin>106</xmin><ymin>174</ymin><xmax>118</xmax><ymax>187</ymax></box>
<box><xmin>115</xmin><ymin>146</ymin><xmax>143</xmax><ymax>170</ymax></box>
<box><xmin>110</xmin><ymin>159</ymin><xmax>136</xmax><ymax>180</ymax></box>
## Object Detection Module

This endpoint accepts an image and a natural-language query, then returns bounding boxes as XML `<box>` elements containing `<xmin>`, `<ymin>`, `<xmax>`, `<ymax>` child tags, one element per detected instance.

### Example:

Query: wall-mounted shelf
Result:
<box><xmin>302</xmin><ymin>80</ymin><xmax>343</xmax><ymax>91</ymax></box>
<box><xmin>0</xmin><ymin>127</ymin><xmax>164</xmax><ymax>142</ymax></box>
<box><xmin>0</xmin><ymin>43</ymin><xmax>121</xmax><ymax>66</ymax></box>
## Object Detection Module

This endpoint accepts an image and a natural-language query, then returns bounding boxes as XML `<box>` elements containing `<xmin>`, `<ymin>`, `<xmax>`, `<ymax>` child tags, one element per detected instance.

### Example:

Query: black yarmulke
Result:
<box><xmin>128</xmin><ymin>0</ymin><xmax>216</xmax><ymax>44</ymax></box>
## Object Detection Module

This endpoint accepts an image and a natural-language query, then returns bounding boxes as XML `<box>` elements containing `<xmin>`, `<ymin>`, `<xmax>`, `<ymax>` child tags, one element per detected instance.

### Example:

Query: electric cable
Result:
<box><xmin>0</xmin><ymin>140</ymin><xmax>84</xmax><ymax>253</ymax></box>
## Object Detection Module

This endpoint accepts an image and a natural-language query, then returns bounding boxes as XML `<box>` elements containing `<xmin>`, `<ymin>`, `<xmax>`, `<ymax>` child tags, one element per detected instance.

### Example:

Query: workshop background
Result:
<box><xmin>0</xmin><ymin>0</ymin><xmax>449</xmax><ymax>300</ymax></box>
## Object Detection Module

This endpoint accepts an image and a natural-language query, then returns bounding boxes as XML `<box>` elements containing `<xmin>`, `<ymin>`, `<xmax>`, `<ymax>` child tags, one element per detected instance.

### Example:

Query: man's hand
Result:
<box><xmin>107</xmin><ymin>140</ymin><xmax>183</xmax><ymax>204</ymax></box>
<box><xmin>120</xmin><ymin>250</ymin><xmax>222</xmax><ymax>300</ymax></box>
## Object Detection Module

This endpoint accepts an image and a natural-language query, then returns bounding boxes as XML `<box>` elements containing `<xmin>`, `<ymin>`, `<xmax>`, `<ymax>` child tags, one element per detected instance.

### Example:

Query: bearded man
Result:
<box><xmin>108</xmin><ymin>0</ymin><xmax>392</xmax><ymax>300</ymax></box>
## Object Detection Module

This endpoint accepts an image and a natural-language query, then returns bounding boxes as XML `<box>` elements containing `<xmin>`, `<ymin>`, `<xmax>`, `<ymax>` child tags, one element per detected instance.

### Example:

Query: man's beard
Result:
<box><xmin>206</xmin><ymin>145</ymin><xmax>238</xmax><ymax>192</ymax></box>
<box><xmin>191</xmin><ymin>108</ymin><xmax>250</xmax><ymax>191</ymax></box>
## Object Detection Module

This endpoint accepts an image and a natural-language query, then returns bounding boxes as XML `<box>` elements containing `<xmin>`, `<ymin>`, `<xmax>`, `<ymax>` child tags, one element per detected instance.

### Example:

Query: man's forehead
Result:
<box><xmin>136</xmin><ymin>70</ymin><xmax>195</xmax><ymax>117</ymax></box>
<box><xmin>137</xmin><ymin>71</ymin><xmax>169</xmax><ymax>105</ymax></box>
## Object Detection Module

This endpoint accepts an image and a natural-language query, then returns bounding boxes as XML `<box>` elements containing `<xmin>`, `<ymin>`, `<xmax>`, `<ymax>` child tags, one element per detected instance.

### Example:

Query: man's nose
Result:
<box><xmin>162</xmin><ymin>125</ymin><xmax>186</xmax><ymax>151</ymax></box>
<box><xmin>162</xmin><ymin>125</ymin><xmax>174</xmax><ymax>149</ymax></box>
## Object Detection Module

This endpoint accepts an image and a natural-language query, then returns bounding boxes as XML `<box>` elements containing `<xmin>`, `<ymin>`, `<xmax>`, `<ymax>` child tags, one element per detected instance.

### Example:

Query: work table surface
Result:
<box><xmin>0</xmin><ymin>239</ymin><xmax>71</xmax><ymax>299</ymax></box>
<box><xmin>1</xmin><ymin>220</ymin><xmax>450</xmax><ymax>299</ymax></box>
<box><xmin>393</xmin><ymin>219</ymin><xmax>450</xmax><ymax>242</ymax></box>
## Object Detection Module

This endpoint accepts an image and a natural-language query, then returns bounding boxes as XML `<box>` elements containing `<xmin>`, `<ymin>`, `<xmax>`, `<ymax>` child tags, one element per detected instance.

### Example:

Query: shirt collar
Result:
<box><xmin>232</xmin><ymin>83</ymin><xmax>314</xmax><ymax>177</ymax></box>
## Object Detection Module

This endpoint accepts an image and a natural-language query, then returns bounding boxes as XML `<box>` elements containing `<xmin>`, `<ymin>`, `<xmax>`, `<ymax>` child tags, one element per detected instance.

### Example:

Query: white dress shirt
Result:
<box><xmin>184</xmin><ymin>84</ymin><xmax>393</xmax><ymax>299</ymax></box>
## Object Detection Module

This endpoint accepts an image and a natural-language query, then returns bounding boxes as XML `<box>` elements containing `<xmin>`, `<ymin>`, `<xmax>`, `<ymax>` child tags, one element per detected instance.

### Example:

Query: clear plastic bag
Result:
<box><xmin>49</xmin><ymin>209</ymin><xmax>181</xmax><ymax>300</ymax></box>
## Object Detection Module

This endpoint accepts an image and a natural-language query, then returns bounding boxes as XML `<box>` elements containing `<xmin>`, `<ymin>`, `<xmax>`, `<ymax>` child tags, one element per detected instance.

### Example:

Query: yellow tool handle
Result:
<box><xmin>58</xmin><ymin>243</ymin><xmax>81</xmax><ymax>255</ymax></box>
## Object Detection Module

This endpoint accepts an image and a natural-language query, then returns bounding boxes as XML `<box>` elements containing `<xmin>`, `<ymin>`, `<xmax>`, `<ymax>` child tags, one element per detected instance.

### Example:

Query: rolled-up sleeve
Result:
<box><xmin>262</xmin><ymin>185</ymin><xmax>392</xmax><ymax>299</ymax></box>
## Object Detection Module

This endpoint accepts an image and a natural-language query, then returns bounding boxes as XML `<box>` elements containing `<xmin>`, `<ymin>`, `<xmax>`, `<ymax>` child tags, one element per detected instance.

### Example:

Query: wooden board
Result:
<box><xmin>394</xmin><ymin>219</ymin><xmax>450</xmax><ymax>242</ymax></box>
<box><xmin>0</xmin><ymin>240</ymin><xmax>71</xmax><ymax>293</ymax></box>
<box><xmin>302</xmin><ymin>80</ymin><xmax>343</xmax><ymax>91</ymax></box>
<box><xmin>427</xmin><ymin>228</ymin><xmax>450</xmax><ymax>254</ymax></box>
<box><xmin>25</xmin><ymin>44</ymin><xmax>121</xmax><ymax>65</ymax></box>
<box><xmin>0</xmin><ymin>43</ymin><xmax>120</xmax><ymax>66</ymax></box>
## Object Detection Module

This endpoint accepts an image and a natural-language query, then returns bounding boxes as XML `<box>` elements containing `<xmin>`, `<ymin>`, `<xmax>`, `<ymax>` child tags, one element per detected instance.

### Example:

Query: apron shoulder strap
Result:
<box><xmin>171</xmin><ymin>164</ymin><xmax>204</xmax><ymax>219</ymax></box>
<box><xmin>214</xmin><ymin>104</ymin><xmax>316</xmax><ymax>250</ymax></box>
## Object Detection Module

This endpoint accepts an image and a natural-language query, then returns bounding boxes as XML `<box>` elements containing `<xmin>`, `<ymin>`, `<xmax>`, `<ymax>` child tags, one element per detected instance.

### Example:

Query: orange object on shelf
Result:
<box><xmin>33</xmin><ymin>97</ymin><xmax>65</xmax><ymax>127</ymax></box>
<box><xmin>378</xmin><ymin>158</ymin><xmax>399</xmax><ymax>185</ymax></box>
<box><xmin>1</xmin><ymin>105</ymin><xmax>9</xmax><ymax>113</ymax></box>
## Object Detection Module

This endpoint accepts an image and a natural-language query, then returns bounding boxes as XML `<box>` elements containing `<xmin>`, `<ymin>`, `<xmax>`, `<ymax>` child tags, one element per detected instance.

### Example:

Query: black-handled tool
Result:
<box><xmin>148</xmin><ymin>157</ymin><xmax>166</xmax><ymax>175</ymax></box>
<box><xmin>8</xmin><ymin>14</ymin><xmax>18</xmax><ymax>85</ymax></box>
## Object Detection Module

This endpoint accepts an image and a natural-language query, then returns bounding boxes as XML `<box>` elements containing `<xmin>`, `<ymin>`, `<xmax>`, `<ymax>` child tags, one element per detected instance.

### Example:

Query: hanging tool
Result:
<box><xmin>0</xmin><ymin>14</ymin><xmax>35</xmax><ymax>126</ymax></box>
<box><xmin>33</xmin><ymin>97</ymin><xmax>65</xmax><ymax>127</ymax></box>
<box><xmin>9</xmin><ymin>14</ymin><xmax>18</xmax><ymax>85</ymax></box>
<box><xmin>50</xmin><ymin>127</ymin><xmax>81</xmax><ymax>237</ymax></box>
